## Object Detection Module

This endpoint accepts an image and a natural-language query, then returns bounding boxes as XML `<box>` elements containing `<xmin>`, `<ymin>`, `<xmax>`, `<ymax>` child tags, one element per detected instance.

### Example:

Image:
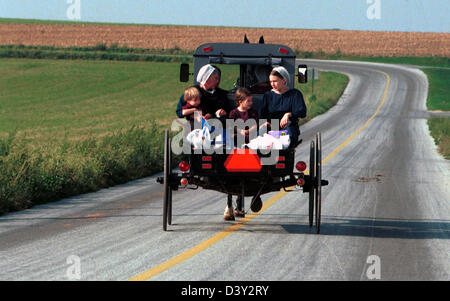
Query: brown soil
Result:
<box><xmin>0</xmin><ymin>23</ymin><xmax>449</xmax><ymax>57</ymax></box>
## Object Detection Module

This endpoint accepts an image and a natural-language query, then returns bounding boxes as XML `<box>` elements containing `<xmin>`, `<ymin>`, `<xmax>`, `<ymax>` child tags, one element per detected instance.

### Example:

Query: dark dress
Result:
<box><xmin>261</xmin><ymin>89</ymin><xmax>307</xmax><ymax>146</ymax></box>
<box><xmin>228</xmin><ymin>108</ymin><xmax>260</xmax><ymax>144</ymax></box>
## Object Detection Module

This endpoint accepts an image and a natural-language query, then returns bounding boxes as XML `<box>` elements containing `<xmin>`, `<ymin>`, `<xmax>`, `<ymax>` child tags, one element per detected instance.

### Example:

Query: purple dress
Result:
<box><xmin>229</xmin><ymin>108</ymin><xmax>259</xmax><ymax>143</ymax></box>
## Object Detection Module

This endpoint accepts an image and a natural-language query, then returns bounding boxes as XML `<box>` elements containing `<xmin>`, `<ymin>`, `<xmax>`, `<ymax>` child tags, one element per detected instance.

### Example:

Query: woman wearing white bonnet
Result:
<box><xmin>176</xmin><ymin>64</ymin><xmax>231</xmax><ymax>121</ymax></box>
<box><xmin>197</xmin><ymin>64</ymin><xmax>217</xmax><ymax>86</ymax></box>
<box><xmin>271</xmin><ymin>66</ymin><xmax>291</xmax><ymax>87</ymax></box>
<box><xmin>260</xmin><ymin>65</ymin><xmax>307</xmax><ymax>147</ymax></box>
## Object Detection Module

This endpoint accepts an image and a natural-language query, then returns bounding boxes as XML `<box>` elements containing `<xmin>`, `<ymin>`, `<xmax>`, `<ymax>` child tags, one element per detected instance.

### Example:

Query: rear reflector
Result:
<box><xmin>296</xmin><ymin>161</ymin><xmax>307</xmax><ymax>172</ymax></box>
<box><xmin>297</xmin><ymin>178</ymin><xmax>305</xmax><ymax>186</ymax></box>
<box><xmin>202</xmin><ymin>163</ymin><xmax>212</xmax><ymax>169</ymax></box>
<box><xmin>179</xmin><ymin>161</ymin><xmax>190</xmax><ymax>172</ymax></box>
<box><xmin>276</xmin><ymin>163</ymin><xmax>285</xmax><ymax>169</ymax></box>
<box><xmin>224</xmin><ymin>149</ymin><xmax>262</xmax><ymax>172</ymax></box>
<box><xmin>202</xmin><ymin>156</ymin><xmax>212</xmax><ymax>162</ymax></box>
<box><xmin>277</xmin><ymin>156</ymin><xmax>285</xmax><ymax>162</ymax></box>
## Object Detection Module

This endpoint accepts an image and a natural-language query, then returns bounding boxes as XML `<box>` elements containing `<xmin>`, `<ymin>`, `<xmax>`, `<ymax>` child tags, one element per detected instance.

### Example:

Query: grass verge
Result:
<box><xmin>428</xmin><ymin>118</ymin><xmax>450</xmax><ymax>160</ymax></box>
<box><xmin>422</xmin><ymin>68</ymin><xmax>450</xmax><ymax>111</ymax></box>
<box><xmin>0</xmin><ymin>44</ymin><xmax>192</xmax><ymax>63</ymax></box>
<box><xmin>0</xmin><ymin>126</ymin><xmax>165</xmax><ymax>213</ymax></box>
<box><xmin>297</xmin><ymin>71</ymin><xmax>348</xmax><ymax>125</ymax></box>
<box><xmin>422</xmin><ymin>68</ymin><xmax>450</xmax><ymax>159</ymax></box>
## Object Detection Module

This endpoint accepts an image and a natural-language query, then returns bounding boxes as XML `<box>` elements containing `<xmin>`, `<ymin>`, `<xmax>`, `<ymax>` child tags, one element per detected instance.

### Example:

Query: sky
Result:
<box><xmin>0</xmin><ymin>0</ymin><xmax>449</xmax><ymax>33</ymax></box>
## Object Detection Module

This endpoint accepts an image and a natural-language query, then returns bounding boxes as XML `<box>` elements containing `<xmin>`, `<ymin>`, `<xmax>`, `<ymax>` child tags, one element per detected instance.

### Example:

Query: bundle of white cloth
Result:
<box><xmin>244</xmin><ymin>133</ymin><xmax>290</xmax><ymax>150</ymax></box>
<box><xmin>186</xmin><ymin>127</ymin><xmax>234</xmax><ymax>150</ymax></box>
<box><xmin>186</xmin><ymin>115</ymin><xmax>289</xmax><ymax>150</ymax></box>
<box><xmin>186</xmin><ymin>127</ymin><xmax>211</xmax><ymax>149</ymax></box>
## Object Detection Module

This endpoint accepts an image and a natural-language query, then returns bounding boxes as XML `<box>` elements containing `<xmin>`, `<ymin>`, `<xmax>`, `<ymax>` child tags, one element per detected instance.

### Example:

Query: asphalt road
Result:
<box><xmin>0</xmin><ymin>60</ymin><xmax>448</xmax><ymax>281</ymax></box>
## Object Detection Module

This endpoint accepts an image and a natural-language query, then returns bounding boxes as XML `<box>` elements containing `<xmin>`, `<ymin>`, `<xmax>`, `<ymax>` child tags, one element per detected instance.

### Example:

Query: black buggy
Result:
<box><xmin>157</xmin><ymin>41</ymin><xmax>328</xmax><ymax>233</ymax></box>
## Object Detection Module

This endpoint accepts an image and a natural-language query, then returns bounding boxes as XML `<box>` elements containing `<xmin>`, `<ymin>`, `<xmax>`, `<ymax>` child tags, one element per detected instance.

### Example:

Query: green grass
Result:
<box><xmin>0</xmin><ymin>59</ymin><xmax>182</xmax><ymax>139</ymax></box>
<box><xmin>296</xmin><ymin>71</ymin><xmax>348</xmax><ymax>125</ymax></box>
<box><xmin>422</xmin><ymin>68</ymin><xmax>450</xmax><ymax>111</ymax></box>
<box><xmin>0</xmin><ymin>59</ymin><xmax>241</xmax><ymax>140</ymax></box>
<box><xmin>0</xmin><ymin>44</ymin><xmax>192</xmax><ymax>63</ymax></box>
<box><xmin>0</xmin><ymin>125</ymin><xmax>166</xmax><ymax>211</ymax></box>
<box><xmin>422</xmin><ymin>68</ymin><xmax>450</xmax><ymax>160</ymax></box>
<box><xmin>428</xmin><ymin>118</ymin><xmax>450</xmax><ymax>160</ymax></box>
<box><xmin>0</xmin><ymin>58</ymin><xmax>186</xmax><ymax>214</ymax></box>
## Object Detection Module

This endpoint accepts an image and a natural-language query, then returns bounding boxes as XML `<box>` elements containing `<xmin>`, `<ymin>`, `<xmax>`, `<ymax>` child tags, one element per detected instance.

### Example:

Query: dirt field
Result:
<box><xmin>0</xmin><ymin>23</ymin><xmax>449</xmax><ymax>57</ymax></box>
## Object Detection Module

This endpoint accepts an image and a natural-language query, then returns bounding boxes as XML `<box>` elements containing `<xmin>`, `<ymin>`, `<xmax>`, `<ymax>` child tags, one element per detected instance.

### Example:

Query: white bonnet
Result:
<box><xmin>197</xmin><ymin>64</ymin><xmax>217</xmax><ymax>85</ymax></box>
<box><xmin>272</xmin><ymin>66</ymin><xmax>290</xmax><ymax>86</ymax></box>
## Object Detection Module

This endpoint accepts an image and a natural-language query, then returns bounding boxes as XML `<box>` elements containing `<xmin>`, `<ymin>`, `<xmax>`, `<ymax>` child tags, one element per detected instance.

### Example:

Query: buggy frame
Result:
<box><xmin>157</xmin><ymin>41</ymin><xmax>328</xmax><ymax>233</ymax></box>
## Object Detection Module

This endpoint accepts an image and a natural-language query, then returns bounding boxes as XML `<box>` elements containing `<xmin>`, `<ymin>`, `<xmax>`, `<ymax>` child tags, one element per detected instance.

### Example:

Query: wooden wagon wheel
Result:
<box><xmin>315</xmin><ymin>132</ymin><xmax>322</xmax><ymax>234</ymax></box>
<box><xmin>167</xmin><ymin>136</ymin><xmax>173</xmax><ymax>226</ymax></box>
<box><xmin>309</xmin><ymin>140</ymin><xmax>315</xmax><ymax>228</ymax></box>
<box><xmin>163</xmin><ymin>130</ymin><xmax>173</xmax><ymax>231</ymax></box>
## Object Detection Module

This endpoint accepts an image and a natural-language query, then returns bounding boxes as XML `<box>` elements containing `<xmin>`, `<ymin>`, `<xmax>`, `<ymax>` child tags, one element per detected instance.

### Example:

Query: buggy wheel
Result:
<box><xmin>309</xmin><ymin>141</ymin><xmax>315</xmax><ymax>228</ymax></box>
<box><xmin>250</xmin><ymin>196</ymin><xmax>263</xmax><ymax>213</ymax></box>
<box><xmin>315</xmin><ymin>132</ymin><xmax>322</xmax><ymax>234</ymax></box>
<box><xmin>167</xmin><ymin>137</ymin><xmax>173</xmax><ymax>226</ymax></box>
<box><xmin>163</xmin><ymin>130</ymin><xmax>172</xmax><ymax>231</ymax></box>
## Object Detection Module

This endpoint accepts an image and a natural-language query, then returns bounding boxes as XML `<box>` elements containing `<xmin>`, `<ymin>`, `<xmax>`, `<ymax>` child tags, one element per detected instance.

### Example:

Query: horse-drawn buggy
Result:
<box><xmin>157</xmin><ymin>40</ymin><xmax>328</xmax><ymax>233</ymax></box>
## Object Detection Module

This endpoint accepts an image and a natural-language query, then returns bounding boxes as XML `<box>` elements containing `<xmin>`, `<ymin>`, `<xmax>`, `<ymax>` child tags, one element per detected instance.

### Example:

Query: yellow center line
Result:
<box><xmin>128</xmin><ymin>191</ymin><xmax>286</xmax><ymax>281</ymax></box>
<box><xmin>128</xmin><ymin>70</ymin><xmax>390</xmax><ymax>281</ymax></box>
<box><xmin>322</xmin><ymin>70</ymin><xmax>390</xmax><ymax>164</ymax></box>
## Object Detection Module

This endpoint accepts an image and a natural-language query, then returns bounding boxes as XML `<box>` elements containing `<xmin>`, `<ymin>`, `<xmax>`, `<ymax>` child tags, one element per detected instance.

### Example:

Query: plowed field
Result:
<box><xmin>1</xmin><ymin>23</ymin><xmax>449</xmax><ymax>57</ymax></box>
